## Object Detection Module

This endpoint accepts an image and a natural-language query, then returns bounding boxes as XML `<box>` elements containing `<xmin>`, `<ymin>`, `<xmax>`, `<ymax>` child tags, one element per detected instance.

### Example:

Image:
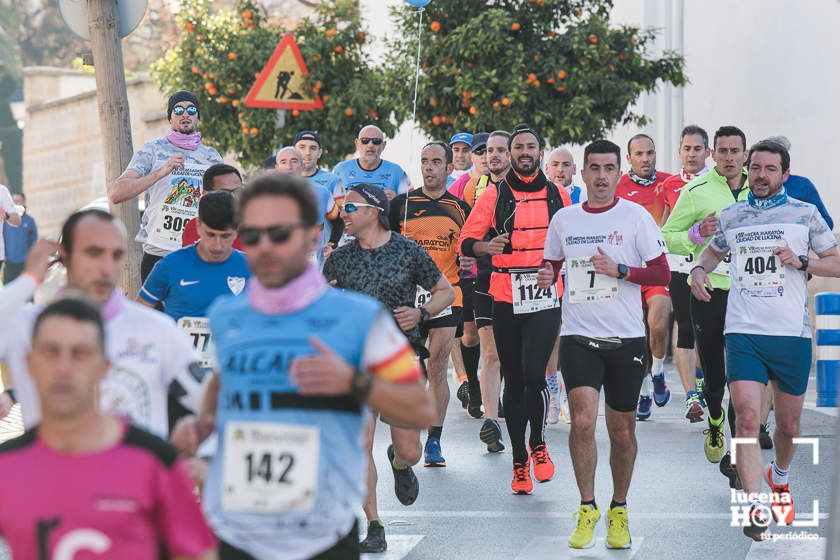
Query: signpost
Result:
<box><xmin>244</xmin><ymin>33</ymin><xmax>323</xmax><ymax>111</ymax></box>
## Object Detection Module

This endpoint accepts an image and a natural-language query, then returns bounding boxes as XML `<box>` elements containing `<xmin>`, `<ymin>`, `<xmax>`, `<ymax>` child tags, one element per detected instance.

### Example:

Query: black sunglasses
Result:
<box><xmin>173</xmin><ymin>105</ymin><xmax>198</xmax><ymax>116</ymax></box>
<box><xmin>359</xmin><ymin>138</ymin><xmax>384</xmax><ymax>145</ymax></box>
<box><xmin>239</xmin><ymin>224</ymin><xmax>305</xmax><ymax>246</ymax></box>
<box><xmin>473</xmin><ymin>148</ymin><xmax>486</xmax><ymax>156</ymax></box>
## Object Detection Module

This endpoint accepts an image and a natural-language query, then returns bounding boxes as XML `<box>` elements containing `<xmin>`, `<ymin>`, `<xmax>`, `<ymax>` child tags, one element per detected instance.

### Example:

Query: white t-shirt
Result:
<box><xmin>128</xmin><ymin>137</ymin><xmax>223</xmax><ymax>256</ymax></box>
<box><xmin>711</xmin><ymin>197</ymin><xmax>837</xmax><ymax>338</ymax></box>
<box><xmin>0</xmin><ymin>184</ymin><xmax>20</xmax><ymax>261</ymax></box>
<box><xmin>0</xmin><ymin>293</ymin><xmax>202</xmax><ymax>437</ymax></box>
<box><xmin>544</xmin><ymin>198</ymin><xmax>666</xmax><ymax>338</ymax></box>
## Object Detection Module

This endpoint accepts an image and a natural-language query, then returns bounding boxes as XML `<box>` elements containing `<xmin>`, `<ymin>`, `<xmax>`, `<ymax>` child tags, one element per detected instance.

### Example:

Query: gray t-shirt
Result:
<box><xmin>128</xmin><ymin>137</ymin><xmax>222</xmax><ymax>256</ymax></box>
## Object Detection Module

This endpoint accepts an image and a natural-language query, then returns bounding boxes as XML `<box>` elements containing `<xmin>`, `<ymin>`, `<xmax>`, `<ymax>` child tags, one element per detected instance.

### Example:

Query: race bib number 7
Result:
<box><xmin>223</xmin><ymin>422</ymin><xmax>320</xmax><ymax>514</ymax></box>
<box><xmin>511</xmin><ymin>269</ymin><xmax>559</xmax><ymax>314</ymax></box>
<box><xmin>566</xmin><ymin>258</ymin><xmax>618</xmax><ymax>303</ymax></box>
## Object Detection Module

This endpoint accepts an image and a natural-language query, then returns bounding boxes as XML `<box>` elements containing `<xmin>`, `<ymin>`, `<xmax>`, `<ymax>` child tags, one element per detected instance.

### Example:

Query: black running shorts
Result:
<box><xmin>473</xmin><ymin>273</ymin><xmax>493</xmax><ymax>329</ymax></box>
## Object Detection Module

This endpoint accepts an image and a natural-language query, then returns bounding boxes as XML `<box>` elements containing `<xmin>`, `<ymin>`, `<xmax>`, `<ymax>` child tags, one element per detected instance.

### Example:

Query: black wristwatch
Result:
<box><xmin>3</xmin><ymin>389</ymin><xmax>16</xmax><ymax>404</ymax></box>
<box><xmin>616</xmin><ymin>264</ymin><xmax>629</xmax><ymax>280</ymax></box>
<box><xmin>798</xmin><ymin>255</ymin><xmax>809</xmax><ymax>271</ymax></box>
<box><xmin>419</xmin><ymin>307</ymin><xmax>431</xmax><ymax>324</ymax></box>
<box><xmin>350</xmin><ymin>370</ymin><xmax>374</xmax><ymax>403</ymax></box>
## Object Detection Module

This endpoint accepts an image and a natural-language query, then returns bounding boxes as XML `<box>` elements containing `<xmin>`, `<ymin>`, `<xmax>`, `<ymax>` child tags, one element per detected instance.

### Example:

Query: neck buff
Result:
<box><xmin>166</xmin><ymin>129</ymin><xmax>202</xmax><ymax>151</ymax></box>
<box><xmin>748</xmin><ymin>187</ymin><xmax>788</xmax><ymax>210</ymax></box>
<box><xmin>508</xmin><ymin>168</ymin><xmax>550</xmax><ymax>193</ymax></box>
<box><xmin>628</xmin><ymin>169</ymin><xmax>658</xmax><ymax>186</ymax></box>
<box><xmin>247</xmin><ymin>262</ymin><xmax>327</xmax><ymax>314</ymax></box>
<box><xmin>680</xmin><ymin>166</ymin><xmax>708</xmax><ymax>183</ymax></box>
<box><xmin>55</xmin><ymin>288</ymin><xmax>124</xmax><ymax>321</ymax></box>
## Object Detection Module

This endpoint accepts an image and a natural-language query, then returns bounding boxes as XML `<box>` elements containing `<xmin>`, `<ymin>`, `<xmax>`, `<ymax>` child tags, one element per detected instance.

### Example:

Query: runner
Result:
<box><xmin>661</xmin><ymin>125</ymin><xmax>711</xmax><ymax>422</ymax></box>
<box><xmin>295</xmin><ymin>130</ymin><xmax>345</xmax><ymax>202</ymax></box>
<box><xmin>0</xmin><ymin>297</ymin><xmax>217</xmax><ymax>559</ymax></box>
<box><xmin>766</xmin><ymin>135</ymin><xmax>834</xmax><ymax>229</ymax></box>
<box><xmin>689</xmin><ymin>140</ymin><xmax>839</xmax><ymax>540</ymax></box>
<box><xmin>449</xmin><ymin>132</ymin><xmax>489</xmax><ymax>201</ymax></box>
<box><xmin>333</xmin><ymin>125</ymin><xmax>410</xmax><ymax>200</ymax></box>
<box><xmin>447</xmin><ymin>132</ymin><xmax>474</xmax><ymax>187</ymax></box>
<box><xmin>172</xmin><ymin>173</ymin><xmax>433</xmax><ymax>560</ymax></box>
<box><xmin>111</xmin><ymin>90</ymin><xmax>223</xmax><ymax>281</ymax></box>
<box><xmin>323</xmin><ymin>183</ymin><xmax>454</xmax><ymax>553</ymax></box>
<box><xmin>181</xmin><ymin>163</ymin><xmax>243</xmax><ymax>248</ymax></box>
<box><xmin>662</xmin><ymin>125</ymin><xmax>749</xmax><ymax>477</ymax></box>
<box><xmin>540</xmin><ymin>139</ymin><xmax>670</xmax><ymax>549</ymax></box>
<box><xmin>460</xmin><ymin>125</ymin><xmax>571</xmax><ymax>493</ymax></box>
<box><xmin>0</xmin><ymin>209</ymin><xmax>203</xmax><ymax>437</ymax></box>
<box><xmin>390</xmin><ymin>141</ymin><xmax>471</xmax><ymax>467</ymax></box>
<box><xmin>614</xmin><ymin>133</ymin><xmax>673</xmax><ymax>420</ymax></box>
<box><xmin>546</xmin><ymin>146</ymin><xmax>587</xmax><ymax>204</ymax></box>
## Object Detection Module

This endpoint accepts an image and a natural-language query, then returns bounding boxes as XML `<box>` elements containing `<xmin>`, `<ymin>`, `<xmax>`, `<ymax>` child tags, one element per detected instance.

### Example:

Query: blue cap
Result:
<box><xmin>449</xmin><ymin>132</ymin><xmax>473</xmax><ymax>147</ymax></box>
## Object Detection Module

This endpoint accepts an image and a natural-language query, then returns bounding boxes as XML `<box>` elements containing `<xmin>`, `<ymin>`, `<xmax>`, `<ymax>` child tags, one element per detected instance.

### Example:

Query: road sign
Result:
<box><xmin>58</xmin><ymin>0</ymin><xmax>148</xmax><ymax>40</ymax></box>
<box><xmin>245</xmin><ymin>33</ymin><xmax>324</xmax><ymax>111</ymax></box>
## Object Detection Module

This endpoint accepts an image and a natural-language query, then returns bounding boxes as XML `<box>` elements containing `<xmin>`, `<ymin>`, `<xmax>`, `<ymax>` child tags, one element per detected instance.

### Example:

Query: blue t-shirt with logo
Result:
<box><xmin>306</xmin><ymin>169</ymin><xmax>344</xmax><ymax>200</ymax></box>
<box><xmin>332</xmin><ymin>159</ymin><xmax>410</xmax><ymax>195</ymax></box>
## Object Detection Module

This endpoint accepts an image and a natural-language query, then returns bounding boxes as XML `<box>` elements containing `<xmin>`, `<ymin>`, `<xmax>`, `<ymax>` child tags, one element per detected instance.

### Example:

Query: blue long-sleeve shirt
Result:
<box><xmin>785</xmin><ymin>174</ymin><xmax>834</xmax><ymax>230</ymax></box>
<box><xmin>2</xmin><ymin>213</ymin><xmax>37</xmax><ymax>263</ymax></box>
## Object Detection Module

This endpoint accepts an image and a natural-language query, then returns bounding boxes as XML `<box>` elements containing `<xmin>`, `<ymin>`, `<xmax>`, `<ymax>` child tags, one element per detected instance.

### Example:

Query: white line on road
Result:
<box><xmin>362</xmin><ymin>535</ymin><xmax>424</xmax><ymax>560</ymax></box>
<box><xmin>515</xmin><ymin>537</ymin><xmax>643</xmax><ymax>559</ymax></box>
<box><xmin>380</xmin><ymin>510</ymin><xmax>830</xmax><ymax>521</ymax></box>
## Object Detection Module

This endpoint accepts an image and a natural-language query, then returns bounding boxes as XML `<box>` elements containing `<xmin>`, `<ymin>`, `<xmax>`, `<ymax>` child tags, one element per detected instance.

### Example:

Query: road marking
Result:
<box><xmin>745</xmin><ymin>536</ymin><xmax>824</xmax><ymax>559</ymax></box>
<box><xmin>380</xmin><ymin>510</ymin><xmax>830</xmax><ymax>520</ymax></box>
<box><xmin>361</xmin><ymin>535</ymin><xmax>424</xmax><ymax>560</ymax></box>
<box><xmin>515</xmin><ymin>537</ymin><xmax>643</xmax><ymax>559</ymax></box>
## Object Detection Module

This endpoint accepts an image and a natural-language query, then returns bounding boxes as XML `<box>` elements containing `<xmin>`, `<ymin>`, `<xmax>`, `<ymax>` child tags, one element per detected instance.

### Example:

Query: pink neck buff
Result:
<box><xmin>680</xmin><ymin>165</ymin><xmax>708</xmax><ymax>183</ymax></box>
<box><xmin>100</xmin><ymin>289</ymin><xmax>125</xmax><ymax>321</ymax></box>
<box><xmin>166</xmin><ymin>129</ymin><xmax>202</xmax><ymax>151</ymax></box>
<box><xmin>247</xmin><ymin>262</ymin><xmax>327</xmax><ymax>314</ymax></box>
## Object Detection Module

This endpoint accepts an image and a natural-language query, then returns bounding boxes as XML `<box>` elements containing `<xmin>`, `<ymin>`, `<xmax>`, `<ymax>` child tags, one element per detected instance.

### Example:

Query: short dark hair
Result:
<box><xmin>747</xmin><ymin>140</ymin><xmax>790</xmax><ymax>173</ymax></box>
<box><xmin>238</xmin><ymin>174</ymin><xmax>318</xmax><ymax>227</ymax></box>
<box><xmin>584</xmin><ymin>139</ymin><xmax>621</xmax><ymax>166</ymax></box>
<box><xmin>33</xmin><ymin>297</ymin><xmax>105</xmax><ymax>351</ymax></box>
<box><xmin>489</xmin><ymin>130</ymin><xmax>510</xmax><ymax>143</ymax></box>
<box><xmin>509</xmin><ymin>123</ymin><xmax>544</xmax><ymax>149</ymax></box>
<box><xmin>713</xmin><ymin>126</ymin><xmax>746</xmax><ymax>150</ymax></box>
<box><xmin>14</xmin><ymin>192</ymin><xmax>25</xmax><ymax>202</ymax></box>
<box><xmin>60</xmin><ymin>209</ymin><xmax>115</xmax><ymax>256</ymax></box>
<box><xmin>627</xmin><ymin>133</ymin><xmax>655</xmax><ymax>153</ymax></box>
<box><xmin>422</xmin><ymin>141</ymin><xmax>453</xmax><ymax>164</ymax></box>
<box><xmin>680</xmin><ymin>125</ymin><xmax>709</xmax><ymax>148</ymax></box>
<box><xmin>203</xmin><ymin>164</ymin><xmax>242</xmax><ymax>191</ymax></box>
<box><xmin>198</xmin><ymin>190</ymin><xmax>237</xmax><ymax>231</ymax></box>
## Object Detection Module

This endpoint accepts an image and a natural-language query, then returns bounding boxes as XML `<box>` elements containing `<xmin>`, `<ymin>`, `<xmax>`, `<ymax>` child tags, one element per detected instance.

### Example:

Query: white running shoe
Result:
<box><xmin>547</xmin><ymin>395</ymin><xmax>560</xmax><ymax>424</ymax></box>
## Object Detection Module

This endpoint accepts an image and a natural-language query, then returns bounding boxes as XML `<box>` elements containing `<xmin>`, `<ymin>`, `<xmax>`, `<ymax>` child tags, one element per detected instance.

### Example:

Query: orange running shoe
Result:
<box><xmin>530</xmin><ymin>443</ymin><xmax>555</xmax><ymax>483</ymax></box>
<box><xmin>765</xmin><ymin>464</ymin><xmax>794</xmax><ymax>525</ymax></box>
<box><xmin>511</xmin><ymin>461</ymin><xmax>533</xmax><ymax>494</ymax></box>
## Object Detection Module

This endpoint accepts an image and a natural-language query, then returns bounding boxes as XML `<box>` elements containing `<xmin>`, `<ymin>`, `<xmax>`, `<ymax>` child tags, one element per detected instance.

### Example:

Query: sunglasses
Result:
<box><xmin>359</xmin><ymin>138</ymin><xmax>384</xmax><ymax>145</ymax></box>
<box><xmin>172</xmin><ymin>105</ymin><xmax>198</xmax><ymax>116</ymax></box>
<box><xmin>342</xmin><ymin>202</ymin><xmax>380</xmax><ymax>213</ymax></box>
<box><xmin>473</xmin><ymin>148</ymin><xmax>486</xmax><ymax>156</ymax></box>
<box><xmin>239</xmin><ymin>224</ymin><xmax>305</xmax><ymax>246</ymax></box>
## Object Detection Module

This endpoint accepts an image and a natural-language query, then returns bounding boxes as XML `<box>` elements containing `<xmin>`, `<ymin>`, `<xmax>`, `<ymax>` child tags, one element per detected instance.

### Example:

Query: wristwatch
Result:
<box><xmin>798</xmin><ymin>255</ymin><xmax>809</xmax><ymax>271</ymax></box>
<box><xmin>419</xmin><ymin>307</ymin><xmax>431</xmax><ymax>324</ymax></box>
<box><xmin>350</xmin><ymin>370</ymin><xmax>374</xmax><ymax>403</ymax></box>
<box><xmin>617</xmin><ymin>264</ymin><xmax>629</xmax><ymax>280</ymax></box>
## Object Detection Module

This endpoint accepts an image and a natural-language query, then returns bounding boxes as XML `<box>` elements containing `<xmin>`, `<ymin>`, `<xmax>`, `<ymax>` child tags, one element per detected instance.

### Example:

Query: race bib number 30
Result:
<box><xmin>737</xmin><ymin>244</ymin><xmax>784</xmax><ymax>290</ymax></box>
<box><xmin>415</xmin><ymin>286</ymin><xmax>452</xmax><ymax>318</ymax></box>
<box><xmin>511</xmin><ymin>269</ymin><xmax>559</xmax><ymax>314</ymax></box>
<box><xmin>567</xmin><ymin>258</ymin><xmax>618</xmax><ymax>303</ymax></box>
<box><xmin>177</xmin><ymin>316</ymin><xmax>215</xmax><ymax>369</ymax></box>
<box><xmin>223</xmin><ymin>422</ymin><xmax>320</xmax><ymax>514</ymax></box>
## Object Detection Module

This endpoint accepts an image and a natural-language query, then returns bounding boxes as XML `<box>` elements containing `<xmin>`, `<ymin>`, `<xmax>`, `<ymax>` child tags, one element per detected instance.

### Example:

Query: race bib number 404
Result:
<box><xmin>511</xmin><ymin>269</ymin><xmax>559</xmax><ymax>314</ymax></box>
<box><xmin>737</xmin><ymin>244</ymin><xmax>784</xmax><ymax>290</ymax></box>
<box><xmin>566</xmin><ymin>258</ymin><xmax>618</xmax><ymax>303</ymax></box>
<box><xmin>223</xmin><ymin>422</ymin><xmax>320</xmax><ymax>514</ymax></box>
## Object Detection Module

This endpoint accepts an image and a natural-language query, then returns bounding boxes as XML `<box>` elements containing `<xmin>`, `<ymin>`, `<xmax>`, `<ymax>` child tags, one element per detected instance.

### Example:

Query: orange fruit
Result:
<box><xmin>462</xmin><ymin>90</ymin><xmax>472</xmax><ymax>99</ymax></box>
<box><xmin>208</xmin><ymin>88</ymin><xmax>218</xmax><ymax>95</ymax></box>
<box><xmin>588</xmin><ymin>34</ymin><xmax>599</xmax><ymax>45</ymax></box>
<box><xmin>231</xmin><ymin>100</ymin><xmax>239</xmax><ymax>107</ymax></box>
<box><xmin>204</xmin><ymin>81</ymin><xmax>214</xmax><ymax>90</ymax></box>
<box><xmin>312</xmin><ymin>54</ymin><xmax>322</xmax><ymax>63</ymax></box>
<box><xmin>292</xmin><ymin>110</ymin><xmax>301</xmax><ymax>117</ymax></box>
<box><xmin>557</xmin><ymin>69</ymin><xmax>567</xmax><ymax>80</ymax></box>
<box><xmin>185</xmin><ymin>22</ymin><xmax>195</xmax><ymax>32</ymax></box>
<box><xmin>527</xmin><ymin>72</ymin><xmax>537</xmax><ymax>82</ymax></box>
<box><xmin>469</xmin><ymin>105</ymin><xmax>477</xmax><ymax>115</ymax></box>
<box><xmin>547</xmin><ymin>77</ymin><xmax>555</xmax><ymax>84</ymax></box>
<box><xmin>250</xmin><ymin>127</ymin><xmax>258</xmax><ymax>134</ymax></box>
<box><xmin>254</xmin><ymin>72</ymin><xmax>261</xmax><ymax>79</ymax></box>
<box><xmin>555</xmin><ymin>85</ymin><xmax>566</xmax><ymax>93</ymax></box>
<box><xmin>440</xmin><ymin>115</ymin><xmax>447</xmax><ymax>123</ymax></box>
<box><xmin>344</xmin><ymin>107</ymin><xmax>354</xmax><ymax>117</ymax></box>
<box><xmin>322</xmin><ymin>95</ymin><xmax>329</xmax><ymax>102</ymax></box>
<box><xmin>242</xmin><ymin>10</ymin><xmax>253</xmax><ymax>20</ymax></box>
<box><xmin>218</xmin><ymin>96</ymin><xmax>228</xmax><ymax>104</ymax></box>
<box><xmin>432</xmin><ymin>116</ymin><xmax>441</xmax><ymax>125</ymax></box>
<box><xmin>511</xmin><ymin>22</ymin><xmax>521</xmax><ymax>31</ymax></box>
<box><xmin>191</xmin><ymin>66</ymin><xmax>200</xmax><ymax>74</ymax></box>
<box><xmin>430</xmin><ymin>21</ymin><xmax>441</xmax><ymax>33</ymax></box>
<box><xmin>208</xmin><ymin>72</ymin><xmax>215</xmax><ymax>79</ymax></box>
<box><xmin>493</xmin><ymin>101</ymin><xmax>501</xmax><ymax>111</ymax></box>
<box><xmin>501</xmin><ymin>97</ymin><xmax>511</xmax><ymax>106</ymax></box>
<box><xmin>430</xmin><ymin>98</ymin><xmax>438</xmax><ymax>107</ymax></box>
<box><xmin>334</xmin><ymin>45</ymin><xmax>344</xmax><ymax>54</ymax></box>
<box><xmin>326</xmin><ymin>28</ymin><xmax>337</xmax><ymax>38</ymax></box>
<box><xmin>227</xmin><ymin>52</ymin><xmax>237</xmax><ymax>60</ymax></box>
<box><xmin>532</xmin><ymin>80</ymin><xmax>541</xmax><ymax>88</ymax></box>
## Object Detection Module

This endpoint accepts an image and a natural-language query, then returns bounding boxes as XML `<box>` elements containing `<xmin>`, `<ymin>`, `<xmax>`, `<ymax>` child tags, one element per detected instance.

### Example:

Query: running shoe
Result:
<box><xmin>360</xmin><ymin>519</ymin><xmax>387</xmax><ymax>553</ymax></box>
<box><xmin>530</xmin><ymin>443</ymin><xmax>555</xmax><ymax>483</ymax></box>
<box><xmin>636</xmin><ymin>395</ymin><xmax>652</xmax><ymax>421</ymax></box>
<box><xmin>547</xmin><ymin>395</ymin><xmax>560</xmax><ymax>425</ymax></box>
<box><xmin>652</xmin><ymin>371</ymin><xmax>671</xmax><ymax>407</ymax></box>
<box><xmin>703</xmin><ymin>413</ymin><xmax>725</xmax><ymax>463</ymax></box>
<box><xmin>696</xmin><ymin>377</ymin><xmax>706</xmax><ymax>408</ymax></box>
<box><xmin>568</xmin><ymin>504</ymin><xmax>601</xmax><ymax>549</ymax></box>
<box><xmin>765</xmin><ymin>464</ymin><xmax>794</xmax><ymax>525</ymax></box>
<box><xmin>424</xmin><ymin>436</ymin><xmax>446</xmax><ymax>467</ymax></box>
<box><xmin>759</xmin><ymin>424</ymin><xmax>773</xmax><ymax>450</ymax></box>
<box><xmin>511</xmin><ymin>461</ymin><xmax>533</xmax><ymax>494</ymax></box>
<box><xmin>498</xmin><ymin>398</ymin><xmax>504</xmax><ymax>418</ymax></box>
<box><xmin>685</xmin><ymin>392</ymin><xmax>704</xmax><ymax>423</ymax></box>
<box><xmin>479</xmin><ymin>419</ymin><xmax>505</xmax><ymax>453</ymax></box>
<box><xmin>457</xmin><ymin>381</ymin><xmax>470</xmax><ymax>409</ymax></box>
<box><xmin>387</xmin><ymin>444</ymin><xmax>419</xmax><ymax>506</ymax></box>
<box><xmin>605</xmin><ymin>506</ymin><xmax>632</xmax><ymax>549</ymax></box>
<box><xmin>467</xmin><ymin>385</ymin><xmax>484</xmax><ymax>419</ymax></box>
<box><xmin>743</xmin><ymin>505</ymin><xmax>769</xmax><ymax>541</ymax></box>
<box><xmin>720</xmin><ymin>451</ymin><xmax>742</xmax><ymax>490</ymax></box>
<box><xmin>558</xmin><ymin>403</ymin><xmax>571</xmax><ymax>424</ymax></box>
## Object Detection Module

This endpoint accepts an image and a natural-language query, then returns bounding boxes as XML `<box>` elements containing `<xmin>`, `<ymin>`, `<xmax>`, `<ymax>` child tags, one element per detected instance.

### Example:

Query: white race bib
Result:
<box><xmin>148</xmin><ymin>175</ymin><xmax>202</xmax><ymax>250</ymax></box>
<box><xmin>511</xmin><ymin>269</ymin><xmax>559</xmax><ymax>314</ymax></box>
<box><xmin>222</xmin><ymin>421</ymin><xmax>320</xmax><ymax>514</ymax></box>
<box><xmin>737</xmin><ymin>244</ymin><xmax>784</xmax><ymax>291</ymax></box>
<box><xmin>712</xmin><ymin>253</ymin><xmax>732</xmax><ymax>276</ymax></box>
<box><xmin>177</xmin><ymin>316</ymin><xmax>215</xmax><ymax>369</ymax></box>
<box><xmin>666</xmin><ymin>253</ymin><xmax>694</xmax><ymax>275</ymax></box>
<box><xmin>567</xmin><ymin>258</ymin><xmax>618</xmax><ymax>303</ymax></box>
<box><xmin>415</xmin><ymin>286</ymin><xmax>452</xmax><ymax>318</ymax></box>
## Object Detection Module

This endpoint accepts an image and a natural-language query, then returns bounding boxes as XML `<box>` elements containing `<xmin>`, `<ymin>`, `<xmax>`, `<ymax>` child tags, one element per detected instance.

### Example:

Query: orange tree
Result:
<box><xmin>388</xmin><ymin>0</ymin><xmax>686</xmax><ymax>143</ymax></box>
<box><xmin>153</xmin><ymin>0</ymin><xmax>403</xmax><ymax>168</ymax></box>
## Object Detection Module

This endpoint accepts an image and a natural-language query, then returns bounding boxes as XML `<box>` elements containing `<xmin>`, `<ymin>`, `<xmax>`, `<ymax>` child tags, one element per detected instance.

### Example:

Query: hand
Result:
<box><xmin>385</xmin><ymin>190</ymin><xmax>396</xmax><ymax>201</ymax></box>
<box><xmin>486</xmin><ymin>233</ymin><xmax>510</xmax><ymax>255</ymax></box>
<box><xmin>393</xmin><ymin>306</ymin><xmax>422</xmax><ymax>331</ymax></box>
<box><xmin>170</xmin><ymin>414</ymin><xmax>213</xmax><ymax>457</ymax></box>
<box><xmin>773</xmin><ymin>243</ymin><xmax>801</xmax><ymax>268</ymax></box>
<box><xmin>0</xmin><ymin>208</ymin><xmax>6</xmax><ymax>221</ymax></box>
<box><xmin>537</xmin><ymin>262</ymin><xmax>554</xmax><ymax>289</ymax></box>
<box><xmin>591</xmin><ymin>247</ymin><xmax>619</xmax><ymax>277</ymax></box>
<box><xmin>690</xmin><ymin>267</ymin><xmax>714</xmax><ymax>302</ymax></box>
<box><xmin>290</xmin><ymin>337</ymin><xmax>355</xmax><ymax>395</ymax></box>
<box><xmin>159</xmin><ymin>153</ymin><xmax>185</xmax><ymax>177</ymax></box>
<box><xmin>323</xmin><ymin>242</ymin><xmax>335</xmax><ymax>260</ymax></box>
<box><xmin>459</xmin><ymin>256</ymin><xmax>476</xmax><ymax>270</ymax></box>
<box><xmin>185</xmin><ymin>457</ymin><xmax>210</xmax><ymax>495</ymax></box>
<box><xmin>698</xmin><ymin>212</ymin><xmax>718</xmax><ymax>238</ymax></box>
<box><xmin>23</xmin><ymin>239</ymin><xmax>60</xmax><ymax>284</ymax></box>
<box><xmin>0</xmin><ymin>392</ymin><xmax>13</xmax><ymax>419</ymax></box>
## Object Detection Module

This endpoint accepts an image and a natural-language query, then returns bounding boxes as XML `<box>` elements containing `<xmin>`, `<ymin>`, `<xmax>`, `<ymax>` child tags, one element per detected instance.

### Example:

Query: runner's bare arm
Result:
<box><xmin>110</xmin><ymin>152</ymin><xmax>184</xmax><ymax>204</ymax></box>
<box><xmin>777</xmin><ymin>245</ymin><xmax>840</xmax><ymax>278</ymax></box>
<box><xmin>424</xmin><ymin>275</ymin><xmax>455</xmax><ymax>317</ymax></box>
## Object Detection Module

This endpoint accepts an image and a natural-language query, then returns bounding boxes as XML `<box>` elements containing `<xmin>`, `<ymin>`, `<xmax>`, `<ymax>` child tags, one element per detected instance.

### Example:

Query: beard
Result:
<box><xmin>511</xmin><ymin>157</ymin><xmax>538</xmax><ymax>176</ymax></box>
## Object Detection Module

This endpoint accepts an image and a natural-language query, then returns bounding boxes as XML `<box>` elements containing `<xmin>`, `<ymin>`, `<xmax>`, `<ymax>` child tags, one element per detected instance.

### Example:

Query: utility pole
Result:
<box><xmin>86</xmin><ymin>0</ymin><xmax>141</xmax><ymax>296</ymax></box>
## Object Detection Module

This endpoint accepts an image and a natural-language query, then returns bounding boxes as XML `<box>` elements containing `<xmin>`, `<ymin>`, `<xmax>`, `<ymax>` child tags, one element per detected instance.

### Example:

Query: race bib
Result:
<box><xmin>712</xmin><ymin>253</ymin><xmax>732</xmax><ymax>276</ymax></box>
<box><xmin>737</xmin><ymin>244</ymin><xmax>784</xmax><ymax>291</ymax></box>
<box><xmin>415</xmin><ymin>286</ymin><xmax>452</xmax><ymax>318</ymax></box>
<box><xmin>222</xmin><ymin>421</ymin><xmax>320</xmax><ymax>514</ymax></box>
<box><xmin>566</xmin><ymin>258</ymin><xmax>618</xmax><ymax>303</ymax></box>
<box><xmin>177</xmin><ymin>316</ymin><xmax>215</xmax><ymax>369</ymax></box>
<box><xmin>148</xmin><ymin>174</ymin><xmax>202</xmax><ymax>250</ymax></box>
<box><xmin>511</xmin><ymin>269</ymin><xmax>559</xmax><ymax>314</ymax></box>
<box><xmin>666</xmin><ymin>253</ymin><xmax>694</xmax><ymax>274</ymax></box>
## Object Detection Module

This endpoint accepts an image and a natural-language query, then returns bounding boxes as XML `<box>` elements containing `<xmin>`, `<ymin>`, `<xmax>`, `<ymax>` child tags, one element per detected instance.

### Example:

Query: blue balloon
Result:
<box><xmin>405</xmin><ymin>0</ymin><xmax>431</xmax><ymax>7</ymax></box>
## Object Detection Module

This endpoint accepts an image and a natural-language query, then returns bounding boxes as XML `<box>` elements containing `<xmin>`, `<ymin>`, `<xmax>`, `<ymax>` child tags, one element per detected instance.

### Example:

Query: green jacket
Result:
<box><xmin>662</xmin><ymin>167</ymin><xmax>749</xmax><ymax>290</ymax></box>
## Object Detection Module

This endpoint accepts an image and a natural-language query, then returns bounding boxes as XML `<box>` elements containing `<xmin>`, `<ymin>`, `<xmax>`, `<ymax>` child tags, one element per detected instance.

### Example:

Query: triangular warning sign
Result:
<box><xmin>245</xmin><ymin>33</ymin><xmax>323</xmax><ymax>110</ymax></box>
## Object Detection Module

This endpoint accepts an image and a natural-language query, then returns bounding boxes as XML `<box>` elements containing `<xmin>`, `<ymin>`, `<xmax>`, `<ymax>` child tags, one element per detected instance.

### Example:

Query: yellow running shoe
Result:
<box><xmin>606</xmin><ymin>506</ymin><xmax>632</xmax><ymax>549</ymax></box>
<box><xmin>568</xmin><ymin>504</ymin><xmax>601</xmax><ymax>549</ymax></box>
<box><xmin>704</xmin><ymin>412</ymin><xmax>726</xmax><ymax>463</ymax></box>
